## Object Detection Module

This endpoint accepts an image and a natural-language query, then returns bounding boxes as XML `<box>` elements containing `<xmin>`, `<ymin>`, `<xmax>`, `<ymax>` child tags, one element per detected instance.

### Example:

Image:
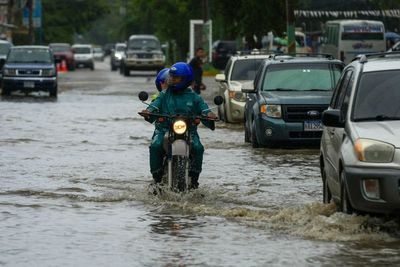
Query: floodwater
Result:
<box><xmin>1</xmin><ymin>60</ymin><xmax>399</xmax><ymax>267</ymax></box>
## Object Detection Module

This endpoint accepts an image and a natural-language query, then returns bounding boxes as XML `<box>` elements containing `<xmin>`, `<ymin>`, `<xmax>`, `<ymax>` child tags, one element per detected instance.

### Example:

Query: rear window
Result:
<box><xmin>353</xmin><ymin>70</ymin><xmax>400</xmax><ymax>121</ymax></box>
<box><xmin>262</xmin><ymin>63</ymin><xmax>342</xmax><ymax>91</ymax></box>
<box><xmin>230</xmin><ymin>59</ymin><xmax>264</xmax><ymax>81</ymax></box>
<box><xmin>7</xmin><ymin>48</ymin><xmax>52</xmax><ymax>63</ymax></box>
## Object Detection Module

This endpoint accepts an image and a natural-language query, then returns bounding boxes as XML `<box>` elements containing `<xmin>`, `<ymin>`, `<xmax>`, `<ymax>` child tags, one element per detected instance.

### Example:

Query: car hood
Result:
<box><xmin>352</xmin><ymin>120</ymin><xmax>400</xmax><ymax>148</ymax></box>
<box><xmin>4</xmin><ymin>63</ymin><xmax>54</xmax><ymax>69</ymax></box>
<box><xmin>260</xmin><ymin>90</ymin><xmax>332</xmax><ymax>105</ymax></box>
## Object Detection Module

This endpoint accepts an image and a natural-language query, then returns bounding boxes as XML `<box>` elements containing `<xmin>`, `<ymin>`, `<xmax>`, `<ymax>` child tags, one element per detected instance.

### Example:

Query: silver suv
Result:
<box><xmin>320</xmin><ymin>52</ymin><xmax>400</xmax><ymax>215</ymax></box>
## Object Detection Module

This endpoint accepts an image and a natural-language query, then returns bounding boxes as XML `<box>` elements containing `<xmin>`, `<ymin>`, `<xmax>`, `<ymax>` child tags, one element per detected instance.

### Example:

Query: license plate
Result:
<box><xmin>304</xmin><ymin>120</ymin><xmax>323</xmax><ymax>131</ymax></box>
<box><xmin>23</xmin><ymin>81</ymin><xmax>35</xmax><ymax>88</ymax></box>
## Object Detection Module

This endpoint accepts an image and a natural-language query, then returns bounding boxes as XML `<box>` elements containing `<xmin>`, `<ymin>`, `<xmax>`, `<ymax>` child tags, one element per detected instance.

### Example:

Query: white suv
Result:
<box><xmin>215</xmin><ymin>50</ymin><xmax>270</xmax><ymax>123</ymax></box>
<box><xmin>72</xmin><ymin>44</ymin><xmax>94</xmax><ymax>70</ymax></box>
<box><xmin>320</xmin><ymin>52</ymin><xmax>400</xmax><ymax>215</ymax></box>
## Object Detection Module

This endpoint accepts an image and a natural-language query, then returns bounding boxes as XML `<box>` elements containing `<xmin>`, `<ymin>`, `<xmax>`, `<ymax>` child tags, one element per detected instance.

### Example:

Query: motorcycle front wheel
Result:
<box><xmin>171</xmin><ymin>155</ymin><xmax>189</xmax><ymax>192</ymax></box>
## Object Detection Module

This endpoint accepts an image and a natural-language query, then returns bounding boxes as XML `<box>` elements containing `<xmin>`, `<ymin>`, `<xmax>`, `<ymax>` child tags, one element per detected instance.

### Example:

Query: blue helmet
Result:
<box><xmin>168</xmin><ymin>62</ymin><xmax>193</xmax><ymax>91</ymax></box>
<box><xmin>155</xmin><ymin>68</ymin><xmax>170</xmax><ymax>92</ymax></box>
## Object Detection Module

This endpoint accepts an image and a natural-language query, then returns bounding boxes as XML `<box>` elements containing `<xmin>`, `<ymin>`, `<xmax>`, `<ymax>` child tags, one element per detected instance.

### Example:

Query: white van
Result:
<box><xmin>72</xmin><ymin>44</ymin><xmax>95</xmax><ymax>70</ymax></box>
<box><xmin>321</xmin><ymin>20</ymin><xmax>386</xmax><ymax>64</ymax></box>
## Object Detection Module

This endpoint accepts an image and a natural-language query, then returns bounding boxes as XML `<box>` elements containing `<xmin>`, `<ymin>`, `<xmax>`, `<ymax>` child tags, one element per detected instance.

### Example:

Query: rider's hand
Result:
<box><xmin>140</xmin><ymin>109</ymin><xmax>150</xmax><ymax>119</ymax></box>
<box><xmin>207</xmin><ymin>112</ymin><xmax>217</xmax><ymax>119</ymax></box>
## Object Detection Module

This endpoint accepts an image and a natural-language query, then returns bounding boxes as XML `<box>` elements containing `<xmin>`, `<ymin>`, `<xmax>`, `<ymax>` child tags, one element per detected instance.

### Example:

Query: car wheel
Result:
<box><xmin>124</xmin><ymin>67</ymin><xmax>130</xmax><ymax>76</ymax></box>
<box><xmin>90</xmin><ymin>64</ymin><xmax>94</xmax><ymax>71</ymax></box>
<box><xmin>251</xmin><ymin>120</ymin><xmax>260</xmax><ymax>148</ymax></box>
<box><xmin>322</xmin><ymin>168</ymin><xmax>332</xmax><ymax>204</ymax></box>
<box><xmin>49</xmin><ymin>86</ymin><xmax>58</xmax><ymax>98</ymax></box>
<box><xmin>340</xmin><ymin>171</ymin><xmax>353</xmax><ymax>214</ymax></box>
<box><xmin>111</xmin><ymin>64</ymin><xmax>117</xmax><ymax>71</ymax></box>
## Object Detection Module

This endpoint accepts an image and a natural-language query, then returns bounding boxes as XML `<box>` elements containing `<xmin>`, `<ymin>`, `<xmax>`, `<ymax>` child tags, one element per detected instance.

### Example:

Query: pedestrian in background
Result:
<box><xmin>189</xmin><ymin>47</ymin><xmax>206</xmax><ymax>94</ymax></box>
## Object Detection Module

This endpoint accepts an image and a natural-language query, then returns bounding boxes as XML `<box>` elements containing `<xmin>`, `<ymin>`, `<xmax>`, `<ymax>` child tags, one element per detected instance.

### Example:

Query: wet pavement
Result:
<box><xmin>1</xmin><ymin>59</ymin><xmax>399</xmax><ymax>266</ymax></box>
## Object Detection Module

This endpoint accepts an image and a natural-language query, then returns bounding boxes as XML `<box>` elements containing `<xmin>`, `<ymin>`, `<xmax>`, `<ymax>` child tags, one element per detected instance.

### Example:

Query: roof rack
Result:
<box><xmin>235</xmin><ymin>48</ymin><xmax>271</xmax><ymax>56</ymax></box>
<box><xmin>352</xmin><ymin>51</ymin><xmax>400</xmax><ymax>63</ymax></box>
<box><xmin>269</xmin><ymin>53</ymin><xmax>334</xmax><ymax>60</ymax></box>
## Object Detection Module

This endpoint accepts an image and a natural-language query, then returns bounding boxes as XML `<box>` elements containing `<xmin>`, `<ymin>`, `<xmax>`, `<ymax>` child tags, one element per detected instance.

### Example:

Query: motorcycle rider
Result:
<box><xmin>141</xmin><ymin>62</ymin><xmax>216</xmax><ymax>189</ymax></box>
<box><xmin>151</xmin><ymin>68</ymin><xmax>169</xmax><ymax>101</ymax></box>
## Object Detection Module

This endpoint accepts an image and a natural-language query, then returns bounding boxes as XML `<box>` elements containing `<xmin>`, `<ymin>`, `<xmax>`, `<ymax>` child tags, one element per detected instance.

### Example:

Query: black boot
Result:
<box><xmin>189</xmin><ymin>171</ymin><xmax>199</xmax><ymax>189</ymax></box>
<box><xmin>152</xmin><ymin>171</ymin><xmax>162</xmax><ymax>184</ymax></box>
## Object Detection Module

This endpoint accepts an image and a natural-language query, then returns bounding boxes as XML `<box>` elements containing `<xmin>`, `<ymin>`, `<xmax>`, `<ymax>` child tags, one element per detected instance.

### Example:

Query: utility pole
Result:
<box><xmin>27</xmin><ymin>0</ymin><xmax>34</xmax><ymax>44</ymax></box>
<box><xmin>286</xmin><ymin>0</ymin><xmax>296</xmax><ymax>55</ymax></box>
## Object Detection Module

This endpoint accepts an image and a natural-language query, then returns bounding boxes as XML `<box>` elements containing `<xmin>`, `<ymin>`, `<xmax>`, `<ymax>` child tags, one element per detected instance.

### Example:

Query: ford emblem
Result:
<box><xmin>307</xmin><ymin>110</ymin><xmax>320</xmax><ymax>117</ymax></box>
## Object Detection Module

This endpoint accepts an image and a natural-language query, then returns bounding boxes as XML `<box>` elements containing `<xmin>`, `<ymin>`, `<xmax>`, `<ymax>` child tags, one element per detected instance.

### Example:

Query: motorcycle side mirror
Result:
<box><xmin>214</xmin><ymin>95</ymin><xmax>224</xmax><ymax>106</ymax></box>
<box><xmin>138</xmin><ymin>91</ymin><xmax>149</xmax><ymax>101</ymax></box>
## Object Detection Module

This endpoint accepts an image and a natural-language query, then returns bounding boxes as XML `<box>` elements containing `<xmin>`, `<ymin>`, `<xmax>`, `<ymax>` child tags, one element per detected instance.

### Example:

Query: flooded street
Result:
<box><xmin>1</xmin><ymin>59</ymin><xmax>399</xmax><ymax>266</ymax></box>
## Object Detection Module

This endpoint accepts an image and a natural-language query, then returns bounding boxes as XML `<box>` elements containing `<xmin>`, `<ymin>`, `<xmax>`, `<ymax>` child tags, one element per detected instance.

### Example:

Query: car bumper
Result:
<box><xmin>227</xmin><ymin>99</ymin><xmax>245</xmax><ymax>122</ymax></box>
<box><xmin>3</xmin><ymin>76</ymin><xmax>57</xmax><ymax>91</ymax></box>
<box><xmin>345</xmin><ymin>166</ymin><xmax>400</xmax><ymax>214</ymax></box>
<box><xmin>124</xmin><ymin>59</ymin><xmax>165</xmax><ymax>69</ymax></box>
<box><xmin>75</xmin><ymin>59</ymin><xmax>93</xmax><ymax>66</ymax></box>
<box><xmin>255</xmin><ymin>115</ymin><xmax>322</xmax><ymax>145</ymax></box>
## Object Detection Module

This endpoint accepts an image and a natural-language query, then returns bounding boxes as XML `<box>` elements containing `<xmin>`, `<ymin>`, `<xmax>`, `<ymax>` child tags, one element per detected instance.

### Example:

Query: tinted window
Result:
<box><xmin>128</xmin><ymin>39</ymin><xmax>160</xmax><ymax>50</ymax></box>
<box><xmin>353</xmin><ymin>70</ymin><xmax>400</xmax><ymax>121</ymax></box>
<box><xmin>230</xmin><ymin>59</ymin><xmax>264</xmax><ymax>81</ymax></box>
<box><xmin>342</xmin><ymin>32</ymin><xmax>384</xmax><ymax>40</ymax></box>
<box><xmin>74</xmin><ymin>47</ymin><xmax>91</xmax><ymax>54</ymax></box>
<box><xmin>262</xmin><ymin>63</ymin><xmax>342</xmax><ymax>91</ymax></box>
<box><xmin>7</xmin><ymin>48</ymin><xmax>52</xmax><ymax>63</ymax></box>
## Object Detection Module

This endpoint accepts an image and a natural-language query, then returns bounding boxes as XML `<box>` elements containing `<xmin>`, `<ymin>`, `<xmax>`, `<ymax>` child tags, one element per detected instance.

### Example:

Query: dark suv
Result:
<box><xmin>242</xmin><ymin>54</ymin><xmax>344</xmax><ymax>148</ymax></box>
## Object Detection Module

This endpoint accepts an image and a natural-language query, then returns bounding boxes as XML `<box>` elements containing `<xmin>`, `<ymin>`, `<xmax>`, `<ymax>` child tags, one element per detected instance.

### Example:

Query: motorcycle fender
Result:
<box><xmin>171</xmin><ymin>139</ymin><xmax>189</xmax><ymax>156</ymax></box>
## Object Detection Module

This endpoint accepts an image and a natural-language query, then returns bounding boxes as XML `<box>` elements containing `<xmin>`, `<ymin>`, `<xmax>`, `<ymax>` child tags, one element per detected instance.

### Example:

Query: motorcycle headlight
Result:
<box><xmin>354</xmin><ymin>139</ymin><xmax>395</xmax><ymax>163</ymax></box>
<box><xmin>229</xmin><ymin>91</ymin><xmax>246</xmax><ymax>102</ymax></box>
<box><xmin>42</xmin><ymin>68</ymin><xmax>56</xmax><ymax>76</ymax></box>
<box><xmin>3</xmin><ymin>68</ymin><xmax>16</xmax><ymax>76</ymax></box>
<box><xmin>260</xmin><ymin>104</ymin><xmax>282</xmax><ymax>118</ymax></box>
<box><xmin>173</xmin><ymin>120</ymin><xmax>187</xmax><ymax>135</ymax></box>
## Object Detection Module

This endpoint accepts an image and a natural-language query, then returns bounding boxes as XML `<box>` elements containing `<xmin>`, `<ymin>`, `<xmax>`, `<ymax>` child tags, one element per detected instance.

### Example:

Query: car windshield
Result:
<box><xmin>0</xmin><ymin>43</ymin><xmax>11</xmax><ymax>55</ymax></box>
<box><xmin>353</xmin><ymin>70</ymin><xmax>400</xmax><ymax>121</ymax></box>
<box><xmin>262</xmin><ymin>63</ymin><xmax>342</xmax><ymax>91</ymax></box>
<box><xmin>230</xmin><ymin>59</ymin><xmax>264</xmax><ymax>81</ymax></box>
<box><xmin>50</xmin><ymin>45</ymin><xmax>70</xmax><ymax>52</ymax></box>
<box><xmin>116</xmin><ymin>45</ymin><xmax>126</xmax><ymax>52</ymax></box>
<box><xmin>128</xmin><ymin>39</ymin><xmax>160</xmax><ymax>50</ymax></box>
<box><xmin>74</xmin><ymin>47</ymin><xmax>91</xmax><ymax>54</ymax></box>
<box><xmin>93</xmin><ymin>48</ymin><xmax>102</xmax><ymax>53</ymax></box>
<box><xmin>7</xmin><ymin>48</ymin><xmax>52</xmax><ymax>63</ymax></box>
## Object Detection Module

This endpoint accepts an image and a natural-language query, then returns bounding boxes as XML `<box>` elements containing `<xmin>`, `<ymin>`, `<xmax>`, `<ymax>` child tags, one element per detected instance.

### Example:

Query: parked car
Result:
<box><xmin>215</xmin><ymin>50</ymin><xmax>269</xmax><ymax>123</ymax></box>
<box><xmin>110</xmin><ymin>42</ymin><xmax>126</xmax><ymax>71</ymax></box>
<box><xmin>93</xmin><ymin>47</ymin><xmax>104</xmax><ymax>61</ymax></box>
<box><xmin>1</xmin><ymin>46</ymin><xmax>58</xmax><ymax>97</ymax></box>
<box><xmin>49</xmin><ymin>43</ymin><xmax>75</xmax><ymax>70</ymax></box>
<box><xmin>320</xmin><ymin>52</ymin><xmax>400</xmax><ymax>215</ymax></box>
<box><xmin>120</xmin><ymin>34</ymin><xmax>165</xmax><ymax>76</ymax></box>
<box><xmin>212</xmin><ymin>40</ymin><xmax>237</xmax><ymax>70</ymax></box>
<box><xmin>72</xmin><ymin>44</ymin><xmax>94</xmax><ymax>70</ymax></box>
<box><xmin>0</xmin><ymin>40</ymin><xmax>13</xmax><ymax>80</ymax></box>
<box><xmin>242</xmin><ymin>54</ymin><xmax>344</xmax><ymax>148</ymax></box>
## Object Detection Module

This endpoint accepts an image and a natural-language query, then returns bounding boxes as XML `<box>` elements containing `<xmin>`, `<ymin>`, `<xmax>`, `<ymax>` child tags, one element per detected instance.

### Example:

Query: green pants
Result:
<box><xmin>149</xmin><ymin>131</ymin><xmax>204</xmax><ymax>175</ymax></box>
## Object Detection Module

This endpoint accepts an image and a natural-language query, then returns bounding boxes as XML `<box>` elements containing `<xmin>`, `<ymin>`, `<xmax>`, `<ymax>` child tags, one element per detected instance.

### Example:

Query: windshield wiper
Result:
<box><xmin>354</xmin><ymin>115</ymin><xmax>400</xmax><ymax>122</ymax></box>
<box><xmin>307</xmin><ymin>89</ymin><xmax>330</xmax><ymax>91</ymax></box>
<box><xmin>268</xmin><ymin>88</ymin><xmax>296</xmax><ymax>91</ymax></box>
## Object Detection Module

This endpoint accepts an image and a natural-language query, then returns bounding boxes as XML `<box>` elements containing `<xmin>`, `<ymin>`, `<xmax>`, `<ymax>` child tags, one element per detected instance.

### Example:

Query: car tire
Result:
<box><xmin>90</xmin><ymin>64</ymin><xmax>94</xmax><ymax>71</ymax></box>
<box><xmin>340</xmin><ymin>171</ymin><xmax>353</xmax><ymax>214</ymax></box>
<box><xmin>322</xmin><ymin>168</ymin><xmax>332</xmax><ymax>204</ymax></box>
<box><xmin>124</xmin><ymin>67</ymin><xmax>130</xmax><ymax>76</ymax></box>
<box><xmin>49</xmin><ymin>86</ymin><xmax>58</xmax><ymax>98</ymax></box>
<box><xmin>251</xmin><ymin>120</ymin><xmax>260</xmax><ymax>148</ymax></box>
<box><xmin>111</xmin><ymin>64</ymin><xmax>117</xmax><ymax>71</ymax></box>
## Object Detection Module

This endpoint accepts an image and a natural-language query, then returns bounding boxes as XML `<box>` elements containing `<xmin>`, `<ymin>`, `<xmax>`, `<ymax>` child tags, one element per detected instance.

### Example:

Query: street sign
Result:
<box><xmin>23</xmin><ymin>0</ymin><xmax>42</xmax><ymax>28</ymax></box>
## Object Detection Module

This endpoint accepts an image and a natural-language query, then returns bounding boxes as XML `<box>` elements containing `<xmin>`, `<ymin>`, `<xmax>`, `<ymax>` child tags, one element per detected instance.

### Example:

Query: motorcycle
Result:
<box><xmin>138</xmin><ymin>91</ymin><xmax>223</xmax><ymax>192</ymax></box>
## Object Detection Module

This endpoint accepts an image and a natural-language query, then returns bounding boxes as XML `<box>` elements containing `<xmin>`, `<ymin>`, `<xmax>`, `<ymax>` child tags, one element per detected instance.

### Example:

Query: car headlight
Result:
<box><xmin>3</xmin><ymin>68</ymin><xmax>16</xmax><ymax>76</ymax></box>
<box><xmin>42</xmin><ymin>68</ymin><xmax>56</xmax><ymax>76</ymax></box>
<box><xmin>260</xmin><ymin>104</ymin><xmax>282</xmax><ymax>118</ymax></box>
<box><xmin>229</xmin><ymin>91</ymin><xmax>246</xmax><ymax>102</ymax></box>
<box><xmin>173</xmin><ymin>120</ymin><xmax>187</xmax><ymax>135</ymax></box>
<box><xmin>115</xmin><ymin>54</ymin><xmax>122</xmax><ymax>60</ymax></box>
<box><xmin>354</xmin><ymin>138</ymin><xmax>395</xmax><ymax>163</ymax></box>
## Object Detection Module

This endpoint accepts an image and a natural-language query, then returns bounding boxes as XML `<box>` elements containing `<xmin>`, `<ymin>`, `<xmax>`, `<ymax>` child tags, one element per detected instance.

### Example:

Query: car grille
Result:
<box><xmin>283</xmin><ymin>105</ymin><xmax>329</xmax><ymax>122</ymax></box>
<box><xmin>17</xmin><ymin>69</ymin><xmax>41</xmax><ymax>76</ymax></box>
<box><xmin>137</xmin><ymin>53</ymin><xmax>153</xmax><ymax>59</ymax></box>
<box><xmin>289</xmin><ymin>131</ymin><xmax>323</xmax><ymax>139</ymax></box>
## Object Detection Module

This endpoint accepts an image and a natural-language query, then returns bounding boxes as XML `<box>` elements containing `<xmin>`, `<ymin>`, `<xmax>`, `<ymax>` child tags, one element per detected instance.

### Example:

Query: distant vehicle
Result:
<box><xmin>215</xmin><ymin>50</ymin><xmax>269</xmax><ymax>123</ymax></box>
<box><xmin>268</xmin><ymin>31</ymin><xmax>312</xmax><ymax>54</ymax></box>
<box><xmin>93</xmin><ymin>47</ymin><xmax>104</xmax><ymax>61</ymax></box>
<box><xmin>242</xmin><ymin>54</ymin><xmax>344</xmax><ymax>148</ymax></box>
<box><xmin>387</xmin><ymin>40</ymin><xmax>400</xmax><ymax>52</ymax></box>
<box><xmin>1</xmin><ymin>46</ymin><xmax>58</xmax><ymax>97</ymax></box>
<box><xmin>0</xmin><ymin>40</ymin><xmax>13</xmax><ymax>80</ymax></box>
<box><xmin>49</xmin><ymin>43</ymin><xmax>75</xmax><ymax>71</ymax></box>
<box><xmin>320</xmin><ymin>52</ymin><xmax>400</xmax><ymax>215</ymax></box>
<box><xmin>121</xmin><ymin>35</ymin><xmax>165</xmax><ymax>76</ymax></box>
<box><xmin>110</xmin><ymin>43</ymin><xmax>126</xmax><ymax>71</ymax></box>
<box><xmin>103</xmin><ymin>43</ymin><xmax>115</xmax><ymax>56</ymax></box>
<box><xmin>321</xmin><ymin>20</ymin><xmax>386</xmax><ymax>64</ymax></box>
<box><xmin>72</xmin><ymin>44</ymin><xmax>94</xmax><ymax>70</ymax></box>
<box><xmin>212</xmin><ymin>40</ymin><xmax>237</xmax><ymax>70</ymax></box>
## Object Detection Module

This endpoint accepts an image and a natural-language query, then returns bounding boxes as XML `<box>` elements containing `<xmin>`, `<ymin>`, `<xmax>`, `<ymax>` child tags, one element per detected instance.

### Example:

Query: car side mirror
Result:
<box><xmin>138</xmin><ymin>91</ymin><xmax>149</xmax><ymax>101</ymax></box>
<box><xmin>215</xmin><ymin>74</ymin><xmax>226</xmax><ymax>82</ymax></box>
<box><xmin>241</xmin><ymin>81</ymin><xmax>256</xmax><ymax>93</ymax></box>
<box><xmin>214</xmin><ymin>95</ymin><xmax>224</xmax><ymax>105</ymax></box>
<box><xmin>322</xmin><ymin>109</ymin><xmax>344</xmax><ymax>128</ymax></box>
